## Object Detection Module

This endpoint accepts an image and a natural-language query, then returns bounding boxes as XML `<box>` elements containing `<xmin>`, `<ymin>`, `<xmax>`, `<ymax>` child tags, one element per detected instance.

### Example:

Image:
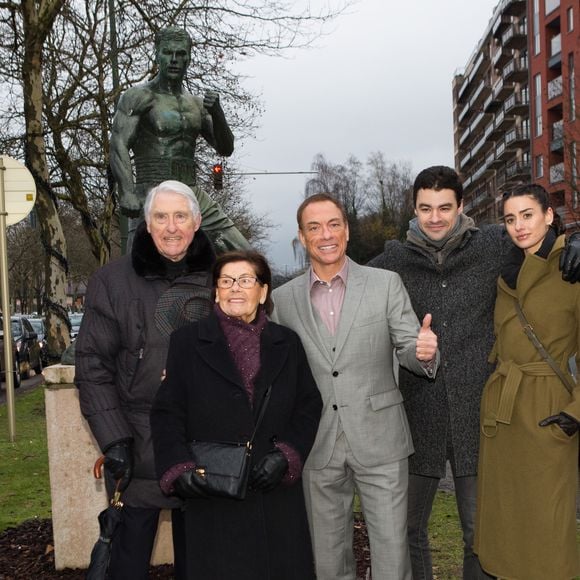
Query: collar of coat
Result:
<box><xmin>196</xmin><ymin>313</ymin><xmax>290</xmax><ymax>404</ymax></box>
<box><xmin>131</xmin><ymin>220</ymin><xmax>216</xmax><ymax>278</ymax></box>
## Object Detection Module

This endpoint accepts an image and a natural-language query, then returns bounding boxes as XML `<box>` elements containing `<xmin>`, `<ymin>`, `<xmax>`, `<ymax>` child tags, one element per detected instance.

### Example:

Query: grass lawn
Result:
<box><xmin>0</xmin><ymin>387</ymin><xmax>52</xmax><ymax>531</ymax></box>
<box><xmin>0</xmin><ymin>387</ymin><xmax>577</xmax><ymax>579</ymax></box>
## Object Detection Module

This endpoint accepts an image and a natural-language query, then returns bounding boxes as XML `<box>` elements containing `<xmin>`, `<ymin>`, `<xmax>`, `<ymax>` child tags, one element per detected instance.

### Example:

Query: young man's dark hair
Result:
<box><xmin>412</xmin><ymin>165</ymin><xmax>464</xmax><ymax>206</ymax></box>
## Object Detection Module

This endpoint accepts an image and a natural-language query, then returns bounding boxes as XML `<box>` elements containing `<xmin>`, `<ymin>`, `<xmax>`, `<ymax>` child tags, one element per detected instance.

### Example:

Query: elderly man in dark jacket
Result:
<box><xmin>368</xmin><ymin>165</ymin><xmax>580</xmax><ymax>580</ymax></box>
<box><xmin>75</xmin><ymin>180</ymin><xmax>217</xmax><ymax>580</ymax></box>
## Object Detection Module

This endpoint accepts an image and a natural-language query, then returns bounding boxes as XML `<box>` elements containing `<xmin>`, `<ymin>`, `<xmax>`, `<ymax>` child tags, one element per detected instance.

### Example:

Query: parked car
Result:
<box><xmin>69</xmin><ymin>312</ymin><xmax>84</xmax><ymax>339</ymax></box>
<box><xmin>9</xmin><ymin>315</ymin><xmax>43</xmax><ymax>378</ymax></box>
<box><xmin>28</xmin><ymin>318</ymin><xmax>49</xmax><ymax>365</ymax></box>
<box><xmin>0</xmin><ymin>324</ymin><xmax>21</xmax><ymax>388</ymax></box>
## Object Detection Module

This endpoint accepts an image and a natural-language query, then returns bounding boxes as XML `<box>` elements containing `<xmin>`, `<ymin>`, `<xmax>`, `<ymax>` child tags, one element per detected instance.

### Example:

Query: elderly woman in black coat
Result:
<box><xmin>151</xmin><ymin>250</ymin><xmax>322</xmax><ymax>580</ymax></box>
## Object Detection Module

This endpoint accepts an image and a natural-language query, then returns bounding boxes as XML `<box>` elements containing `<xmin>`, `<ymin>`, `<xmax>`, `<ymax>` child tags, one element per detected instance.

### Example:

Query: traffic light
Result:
<box><xmin>212</xmin><ymin>163</ymin><xmax>223</xmax><ymax>190</ymax></box>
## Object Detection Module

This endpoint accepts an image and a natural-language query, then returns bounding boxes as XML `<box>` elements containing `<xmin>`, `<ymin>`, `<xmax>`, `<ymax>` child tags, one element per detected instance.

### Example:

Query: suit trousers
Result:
<box><xmin>302</xmin><ymin>431</ymin><xmax>411</xmax><ymax>580</ymax></box>
<box><xmin>108</xmin><ymin>505</ymin><xmax>186</xmax><ymax>580</ymax></box>
<box><xmin>407</xmin><ymin>472</ymin><xmax>493</xmax><ymax>580</ymax></box>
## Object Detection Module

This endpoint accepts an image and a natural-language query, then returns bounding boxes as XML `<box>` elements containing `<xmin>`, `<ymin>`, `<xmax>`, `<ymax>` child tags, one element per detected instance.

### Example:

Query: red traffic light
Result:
<box><xmin>212</xmin><ymin>163</ymin><xmax>224</xmax><ymax>190</ymax></box>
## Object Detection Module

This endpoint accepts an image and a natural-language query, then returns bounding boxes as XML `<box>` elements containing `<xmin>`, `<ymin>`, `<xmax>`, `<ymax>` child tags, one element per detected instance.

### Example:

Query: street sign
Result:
<box><xmin>1</xmin><ymin>155</ymin><xmax>36</xmax><ymax>225</ymax></box>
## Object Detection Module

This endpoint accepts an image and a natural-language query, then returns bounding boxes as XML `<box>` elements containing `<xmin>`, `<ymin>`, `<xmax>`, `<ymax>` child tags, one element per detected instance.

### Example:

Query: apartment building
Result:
<box><xmin>452</xmin><ymin>0</ymin><xmax>578</xmax><ymax>228</ymax></box>
<box><xmin>530</xmin><ymin>0</ymin><xmax>578</xmax><ymax>227</ymax></box>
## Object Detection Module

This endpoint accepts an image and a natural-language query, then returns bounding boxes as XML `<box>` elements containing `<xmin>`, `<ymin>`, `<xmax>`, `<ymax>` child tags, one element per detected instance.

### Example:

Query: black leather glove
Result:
<box><xmin>104</xmin><ymin>440</ymin><xmax>134</xmax><ymax>491</ymax></box>
<box><xmin>173</xmin><ymin>470</ymin><xmax>209</xmax><ymax>499</ymax></box>
<box><xmin>560</xmin><ymin>232</ymin><xmax>580</xmax><ymax>283</ymax></box>
<box><xmin>539</xmin><ymin>412</ymin><xmax>580</xmax><ymax>437</ymax></box>
<box><xmin>251</xmin><ymin>449</ymin><xmax>288</xmax><ymax>492</ymax></box>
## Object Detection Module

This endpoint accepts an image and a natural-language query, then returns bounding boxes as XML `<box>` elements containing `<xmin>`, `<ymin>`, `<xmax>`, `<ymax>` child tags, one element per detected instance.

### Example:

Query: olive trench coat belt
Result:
<box><xmin>481</xmin><ymin>359</ymin><xmax>564</xmax><ymax>437</ymax></box>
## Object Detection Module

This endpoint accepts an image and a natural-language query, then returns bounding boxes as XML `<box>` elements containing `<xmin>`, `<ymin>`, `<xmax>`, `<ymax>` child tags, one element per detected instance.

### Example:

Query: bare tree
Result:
<box><xmin>0</xmin><ymin>0</ymin><xmax>350</xmax><ymax>356</ymax></box>
<box><xmin>300</xmin><ymin>152</ymin><xmax>415</xmax><ymax>263</ymax></box>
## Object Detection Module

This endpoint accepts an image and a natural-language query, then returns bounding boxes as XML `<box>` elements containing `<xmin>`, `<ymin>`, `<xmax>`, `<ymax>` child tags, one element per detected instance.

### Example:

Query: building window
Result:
<box><xmin>569</xmin><ymin>53</ymin><xmax>576</xmax><ymax>122</ymax></box>
<box><xmin>533</xmin><ymin>0</ymin><xmax>541</xmax><ymax>55</ymax></box>
<box><xmin>534</xmin><ymin>74</ymin><xmax>543</xmax><ymax>136</ymax></box>
<box><xmin>567</xmin><ymin>7</ymin><xmax>574</xmax><ymax>32</ymax></box>
<box><xmin>535</xmin><ymin>155</ymin><xmax>544</xmax><ymax>178</ymax></box>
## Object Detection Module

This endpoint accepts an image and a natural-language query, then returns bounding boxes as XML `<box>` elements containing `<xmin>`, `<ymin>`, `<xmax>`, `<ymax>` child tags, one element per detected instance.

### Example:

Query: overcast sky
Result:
<box><xmin>233</xmin><ymin>0</ymin><xmax>499</xmax><ymax>272</ymax></box>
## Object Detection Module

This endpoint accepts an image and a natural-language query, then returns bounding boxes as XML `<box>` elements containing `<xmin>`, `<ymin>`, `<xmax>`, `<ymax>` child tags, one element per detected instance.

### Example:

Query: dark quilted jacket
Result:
<box><xmin>75</xmin><ymin>222</ymin><xmax>215</xmax><ymax>507</ymax></box>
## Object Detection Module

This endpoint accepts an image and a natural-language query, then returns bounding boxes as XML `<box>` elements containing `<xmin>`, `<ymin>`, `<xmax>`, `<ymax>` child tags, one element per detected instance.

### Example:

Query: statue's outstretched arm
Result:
<box><xmin>202</xmin><ymin>91</ymin><xmax>234</xmax><ymax>157</ymax></box>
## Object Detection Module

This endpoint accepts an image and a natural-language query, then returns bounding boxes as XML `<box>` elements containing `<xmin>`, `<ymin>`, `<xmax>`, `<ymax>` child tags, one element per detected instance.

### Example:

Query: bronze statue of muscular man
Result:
<box><xmin>110</xmin><ymin>27</ymin><xmax>249</xmax><ymax>252</ymax></box>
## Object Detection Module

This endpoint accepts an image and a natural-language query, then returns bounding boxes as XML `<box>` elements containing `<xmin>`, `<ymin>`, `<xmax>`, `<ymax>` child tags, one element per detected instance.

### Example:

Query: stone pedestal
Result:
<box><xmin>44</xmin><ymin>365</ymin><xmax>173</xmax><ymax>570</ymax></box>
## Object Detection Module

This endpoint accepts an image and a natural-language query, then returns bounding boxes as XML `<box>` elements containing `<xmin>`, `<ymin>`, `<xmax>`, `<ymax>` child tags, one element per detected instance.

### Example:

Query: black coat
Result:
<box><xmin>151</xmin><ymin>313</ymin><xmax>322</xmax><ymax>580</ymax></box>
<box><xmin>75</xmin><ymin>222</ymin><xmax>215</xmax><ymax>508</ymax></box>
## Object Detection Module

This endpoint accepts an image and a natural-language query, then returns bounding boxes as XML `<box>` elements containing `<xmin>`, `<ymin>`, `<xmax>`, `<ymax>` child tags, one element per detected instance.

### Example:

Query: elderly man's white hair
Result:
<box><xmin>143</xmin><ymin>180</ymin><xmax>201</xmax><ymax>224</ymax></box>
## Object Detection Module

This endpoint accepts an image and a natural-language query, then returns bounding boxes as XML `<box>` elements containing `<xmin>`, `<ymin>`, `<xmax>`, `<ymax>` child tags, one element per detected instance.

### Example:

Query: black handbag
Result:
<box><xmin>188</xmin><ymin>385</ymin><xmax>272</xmax><ymax>500</ymax></box>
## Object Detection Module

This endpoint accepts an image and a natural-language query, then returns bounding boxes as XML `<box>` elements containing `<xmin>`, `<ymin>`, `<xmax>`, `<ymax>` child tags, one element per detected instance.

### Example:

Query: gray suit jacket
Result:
<box><xmin>271</xmin><ymin>258</ymin><xmax>437</xmax><ymax>470</ymax></box>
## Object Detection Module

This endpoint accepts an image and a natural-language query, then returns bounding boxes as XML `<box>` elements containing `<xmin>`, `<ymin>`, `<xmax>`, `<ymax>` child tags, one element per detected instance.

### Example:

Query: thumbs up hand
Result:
<box><xmin>416</xmin><ymin>313</ymin><xmax>438</xmax><ymax>362</ymax></box>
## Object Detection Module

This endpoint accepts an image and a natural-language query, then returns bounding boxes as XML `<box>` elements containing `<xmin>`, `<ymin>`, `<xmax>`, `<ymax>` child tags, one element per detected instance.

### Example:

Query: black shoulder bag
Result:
<box><xmin>188</xmin><ymin>385</ymin><xmax>272</xmax><ymax>500</ymax></box>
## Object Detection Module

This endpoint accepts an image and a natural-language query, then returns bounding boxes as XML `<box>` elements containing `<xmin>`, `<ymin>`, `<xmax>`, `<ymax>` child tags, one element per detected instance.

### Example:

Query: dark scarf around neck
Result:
<box><xmin>215</xmin><ymin>304</ymin><xmax>268</xmax><ymax>405</ymax></box>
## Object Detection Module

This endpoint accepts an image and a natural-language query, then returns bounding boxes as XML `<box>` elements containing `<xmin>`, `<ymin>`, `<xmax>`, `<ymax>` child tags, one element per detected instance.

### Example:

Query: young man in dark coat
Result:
<box><xmin>368</xmin><ymin>165</ymin><xmax>580</xmax><ymax>580</ymax></box>
<box><xmin>75</xmin><ymin>180</ymin><xmax>218</xmax><ymax>579</ymax></box>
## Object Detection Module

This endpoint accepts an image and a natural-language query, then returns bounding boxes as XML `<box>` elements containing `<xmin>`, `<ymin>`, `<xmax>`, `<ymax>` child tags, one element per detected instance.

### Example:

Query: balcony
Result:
<box><xmin>502</xmin><ymin>21</ymin><xmax>528</xmax><ymax>50</ymax></box>
<box><xmin>459</xmin><ymin>127</ymin><xmax>471</xmax><ymax>147</ymax></box>
<box><xmin>458</xmin><ymin>104</ymin><xmax>471</xmax><ymax>126</ymax></box>
<box><xmin>469</xmin><ymin>79</ymin><xmax>489</xmax><ymax>110</ymax></box>
<box><xmin>496</xmin><ymin>140</ymin><xmax>507</xmax><ymax>159</ymax></box>
<box><xmin>503</xmin><ymin>55</ymin><xmax>529</xmax><ymax>82</ymax></box>
<box><xmin>492</xmin><ymin>77</ymin><xmax>514</xmax><ymax>100</ymax></box>
<box><xmin>506</xmin><ymin>161</ymin><xmax>531</xmax><ymax>180</ymax></box>
<box><xmin>460</xmin><ymin>151</ymin><xmax>472</xmax><ymax>170</ymax></box>
<box><xmin>484</xmin><ymin>92</ymin><xmax>503</xmax><ymax>113</ymax></box>
<box><xmin>505</xmin><ymin>126</ymin><xmax>530</xmax><ymax>149</ymax></box>
<box><xmin>550</xmin><ymin>162</ymin><xmax>565</xmax><ymax>183</ymax></box>
<box><xmin>470</xmin><ymin>111</ymin><xmax>488</xmax><ymax>134</ymax></box>
<box><xmin>488</xmin><ymin>149</ymin><xmax>504</xmax><ymax>168</ymax></box>
<box><xmin>503</xmin><ymin>0</ymin><xmax>526</xmax><ymax>17</ymax></box>
<box><xmin>470</xmin><ymin>132</ymin><xmax>489</xmax><ymax>158</ymax></box>
<box><xmin>548</xmin><ymin>76</ymin><xmax>563</xmax><ymax>100</ymax></box>
<box><xmin>492</xmin><ymin>44</ymin><xmax>513</xmax><ymax>68</ymax></box>
<box><xmin>495</xmin><ymin>108</ymin><xmax>516</xmax><ymax>130</ymax></box>
<box><xmin>471</xmin><ymin>162</ymin><xmax>487</xmax><ymax>184</ymax></box>
<box><xmin>550</xmin><ymin>119</ymin><xmax>564</xmax><ymax>152</ymax></box>
<box><xmin>493</xmin><ymin>14</ymin><xmax>512</xmax><ymax>38</ymax></box>
<box><xmin>545</xmin><ymin>0</ymin><xmax>560</xmax><ymax>15</ymax></box>
<box><xmin>504</xmin><ymin>92</ymin><xmax>530</xmax><ymax>115</ymax></box>
<box><xmin>549</xmin><ymin>34</ymin><xmax>562</xmax><ymax>69</ymax></box>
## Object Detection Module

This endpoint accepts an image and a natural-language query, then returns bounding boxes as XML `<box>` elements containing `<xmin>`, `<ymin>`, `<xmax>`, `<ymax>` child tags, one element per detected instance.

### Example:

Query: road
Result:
<box><xmin>0</xmin><ymin>372</ymin><xmax>45</xmax><ymax>405</ymax></box>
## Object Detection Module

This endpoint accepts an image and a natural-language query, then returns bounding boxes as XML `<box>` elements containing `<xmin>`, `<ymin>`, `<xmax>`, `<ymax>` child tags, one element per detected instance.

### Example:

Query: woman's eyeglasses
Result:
<box><xmin>216</xmin><ymin>276</ymin><xmax>259</xmax><ymax>289</ymax></box>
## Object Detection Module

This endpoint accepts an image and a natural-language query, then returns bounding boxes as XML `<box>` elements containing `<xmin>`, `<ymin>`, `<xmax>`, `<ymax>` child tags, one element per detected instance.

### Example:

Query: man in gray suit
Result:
<box><xmin>271</xmin><ymin>193</ymin><xmax>439</xmax><ymax>580</ymax></box>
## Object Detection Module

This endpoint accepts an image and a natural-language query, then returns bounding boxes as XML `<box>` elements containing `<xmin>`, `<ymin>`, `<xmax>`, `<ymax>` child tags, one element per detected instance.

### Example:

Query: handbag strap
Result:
<box><xmin>248</xmin><ymin>384</ymin><xmax>272</xmax><ymax>445</ymax></box>
<box><xmin>513</xmin><ymin>300</ymin><xmax>575</xmax><ymax>395</ymax></box>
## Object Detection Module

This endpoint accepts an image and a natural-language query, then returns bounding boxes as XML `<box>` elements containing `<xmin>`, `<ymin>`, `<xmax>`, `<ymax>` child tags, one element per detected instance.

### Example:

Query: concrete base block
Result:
<box><xmin>45</xmin><ymin>382</ymin><xmax>173</xmax><ymax>570</ymax></box>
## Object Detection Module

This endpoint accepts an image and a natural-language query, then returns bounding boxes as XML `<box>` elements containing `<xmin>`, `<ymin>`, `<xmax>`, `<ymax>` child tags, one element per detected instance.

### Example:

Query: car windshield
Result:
<box><xmin>29</xmin><ymin>319</ymin><xmax>44</xmax><ymax>334</ymax></box>
<box><xmin>11</xmin><ymin>320</ymin><xmax>20</xmax><ymax>337</ymax></box>
<box><xmin>70</xmin><ymin>314</ymin><xmax>83</xmax><ymax>326</ymax></box>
